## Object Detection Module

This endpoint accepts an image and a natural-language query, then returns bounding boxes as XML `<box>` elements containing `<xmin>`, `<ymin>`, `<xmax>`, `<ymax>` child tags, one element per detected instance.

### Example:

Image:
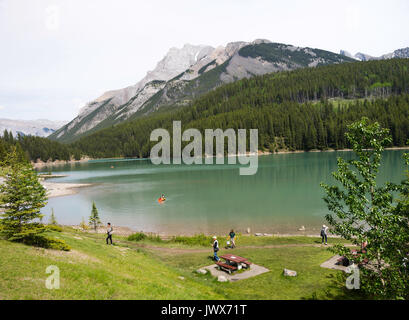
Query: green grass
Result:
<box><xmin>0</xmin><ymin>229</ymin><xmax>223</xmax><ymax>300</ymax></box>
<box><xmin>0</xmin><ymin>227</ymin><xmax>357</xmax><ymax>300</ymax></box>
<box><xmin>152</xmin><ymin>247</ymin><xmax>354</xmax><ymax>300</ymax></box>
<box><xmin>126</xmin><ymin>232</ymin><xmax>351</xmax><ymax>249</ymax></box>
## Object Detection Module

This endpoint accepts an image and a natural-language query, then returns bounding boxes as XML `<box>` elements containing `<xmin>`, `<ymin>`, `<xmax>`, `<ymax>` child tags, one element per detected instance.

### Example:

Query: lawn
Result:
<box><xmin>0</xmin><ymin>229</ymin><xmax>223</xmax><ymax>300</ymax></box>
<box><xmin>0</xmin><ymin>227</ymin><xmax>357</xmax><ymax>300</ymax></box>
<box><xmin>146</xmin><ymin>245</ymin><xmax>355</xmax><ymax>300</ymax></box>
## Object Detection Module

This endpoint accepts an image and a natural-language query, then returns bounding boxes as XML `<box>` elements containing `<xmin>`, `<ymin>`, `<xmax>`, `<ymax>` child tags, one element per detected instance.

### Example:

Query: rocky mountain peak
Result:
<box><xmin>146</xmin><ymin>44</ymin><xmax>214</xmax><ymax>82</ymax></box>
<box><xmin>340</xmin><ymin>47</ymin><xmax>409</xmax><ymax>61</ymax></box>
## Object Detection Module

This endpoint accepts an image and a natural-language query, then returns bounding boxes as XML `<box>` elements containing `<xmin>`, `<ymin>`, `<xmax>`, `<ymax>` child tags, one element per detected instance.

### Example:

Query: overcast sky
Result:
<box><xmin>1</xmin><ymin>0</ymin><xmax>408</xmax><ymax>121</ymax></box>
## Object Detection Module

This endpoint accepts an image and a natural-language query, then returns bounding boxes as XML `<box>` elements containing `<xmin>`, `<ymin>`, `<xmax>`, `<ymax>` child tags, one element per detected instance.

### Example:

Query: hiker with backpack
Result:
<box><xmin>320</xmin><ymin>224</ymin><xmax>328</xmax><ymax>245</ymax></box>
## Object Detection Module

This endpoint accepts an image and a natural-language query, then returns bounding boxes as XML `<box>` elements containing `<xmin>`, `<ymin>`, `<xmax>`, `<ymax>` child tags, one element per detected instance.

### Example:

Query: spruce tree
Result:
<box><xmin>89</xmin><ymin>202</ymin><xmax>101</xmax><ymax>232</ymax></box>
<box><xmin>49</xmin><ymin>208</ymin><xmax>58</xmax><ymax>225</ymax></box>
<box><xmin>0</xmin><ymin>147</ymin><xmax>47</xmax><ymax>242</ymax></box>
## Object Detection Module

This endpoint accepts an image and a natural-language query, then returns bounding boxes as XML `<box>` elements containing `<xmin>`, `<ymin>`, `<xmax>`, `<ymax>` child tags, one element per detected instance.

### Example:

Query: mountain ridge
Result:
<box><xmin>0</xmin><ymin>118</ymin><xmax>66</xmax><ymax>138</ymax></box>
<box><xmin>51</xmin><ymin>39</ymin><xmax>355</xmax><ymax>142</ymax></box>
<box><xmin>340</xmin><ymin>47</ymin><xmax>409</xmax><ymax>61</ymax></box>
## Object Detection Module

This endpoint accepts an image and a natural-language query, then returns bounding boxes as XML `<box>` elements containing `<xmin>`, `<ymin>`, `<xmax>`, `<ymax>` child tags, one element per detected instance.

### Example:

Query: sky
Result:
<box><xmin>0</xmin><ymin>0</ymin><xmax>408</xmax><ymax>121</ymax></box>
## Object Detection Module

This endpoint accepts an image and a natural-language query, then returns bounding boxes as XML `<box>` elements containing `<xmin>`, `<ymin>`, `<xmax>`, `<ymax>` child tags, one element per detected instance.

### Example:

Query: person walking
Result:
<box><xmin>320</xmin><ymin>224</ymin><xmax>328</xmax><ymax>245</ymax></box>
<box><xmin>228</xmin><ymin>229</ymin><xmax>236</xmax><ymax>248</ymax></box>
<box><xmin>212</xmin><ymin>236</ymin><xmax>220</xmax><ymax>261</ymax></box>
<box><xmin>106</xmin><ymin>222</ymin><xmax>114</xmax><ymax>245</ymax></box>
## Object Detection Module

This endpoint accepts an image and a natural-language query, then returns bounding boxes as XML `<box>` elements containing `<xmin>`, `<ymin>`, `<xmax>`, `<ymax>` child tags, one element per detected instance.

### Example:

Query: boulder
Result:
<box><xmin>283</xmin><ymin>268</ymin><xmax>297</xmax><ymax>277</ymax></box>
<box><xmin>217</xmin><ymin>275</ymin><xmax>228</xmax><ymax>282</ymax></box>
<box><xmin>196</xmin><ymin>269</ymin><xmax>207</xmax><ymax>274</ymax></box>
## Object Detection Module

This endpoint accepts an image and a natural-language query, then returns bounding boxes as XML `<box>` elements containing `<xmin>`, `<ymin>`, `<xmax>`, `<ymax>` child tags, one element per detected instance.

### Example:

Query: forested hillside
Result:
<box><xmin>0</xmin><ymin>131</ymin><xmax>80</xmax><ymax>163</ymax></box>
<box><xmin>70</xmin><ymin>59</ymin><xmax>409</xmax><ymax>158</ymax></box>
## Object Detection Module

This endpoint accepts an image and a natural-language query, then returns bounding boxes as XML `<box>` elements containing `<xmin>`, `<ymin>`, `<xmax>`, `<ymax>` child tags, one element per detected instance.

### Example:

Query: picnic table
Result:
<box><xmin>216</xmin><ymin>254</ymin><xmax>252</xmax><ymax>274</ymax></box>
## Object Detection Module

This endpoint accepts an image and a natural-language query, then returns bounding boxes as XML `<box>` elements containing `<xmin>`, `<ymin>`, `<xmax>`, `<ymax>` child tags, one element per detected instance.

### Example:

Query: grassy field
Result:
<box><xmin>0</xmin><ymin>227</ymin><xmax>359</xmax><ymax>300</ymax></box>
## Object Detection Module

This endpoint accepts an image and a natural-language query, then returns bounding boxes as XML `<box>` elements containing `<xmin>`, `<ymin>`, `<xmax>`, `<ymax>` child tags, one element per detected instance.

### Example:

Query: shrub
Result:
<box><xmin>45</xmin><ymin>225</ymin><xmax>63</xmax><ymax>232</ymax></box>
<box><xmin>127</xmin><ymin>232</ymin><xmax>163</xmax><ymax>243</ymax></box>
<box><xmin>79</xmin><ymin>217</ymin><xmax>89</xmax><ymax>231</ymax></box>
<box><xmin>127</xmin><ymin>232</ymin><xmax>147</xmax><ymax>242</ymax></box>
<box><xmin>147</xmin><ymin>234</ymin><xmax>163</xmax><ymax>243</ymax></box>
<box><xmin>22</xmin><ymin>235</ymin><xmax>71</xmax><ymax>251</ymax></box>
<box><xmin>170</xmin><ymin>234</ymin><xmax>219</xmax><ymax>247</ymax></box>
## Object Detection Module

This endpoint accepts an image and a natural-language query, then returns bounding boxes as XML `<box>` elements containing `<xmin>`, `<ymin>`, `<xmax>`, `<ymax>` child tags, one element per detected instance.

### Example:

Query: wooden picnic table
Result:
<box><xmin>220</xmin><ymin>254</ymin><xmax>252</xmax><ymax>268</ymax></box>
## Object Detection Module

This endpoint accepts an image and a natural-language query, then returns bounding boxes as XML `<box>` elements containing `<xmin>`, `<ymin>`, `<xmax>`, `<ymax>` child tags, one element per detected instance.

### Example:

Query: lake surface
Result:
<box><xmin>39</xmin><ymin>150</ymin><xmax>407</xmax><ymax>235</ymax></box>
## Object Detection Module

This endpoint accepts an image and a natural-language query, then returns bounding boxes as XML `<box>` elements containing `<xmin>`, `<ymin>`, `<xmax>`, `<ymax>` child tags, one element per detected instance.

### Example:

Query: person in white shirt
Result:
<box><xmin>212</xmin><ymin>236</ymin><xmax>220</xmax><ymax>261</ymax></box>
<box><xmin>320</xmin><ymin>225</ymin><xmax>328</xmax><ymax>245</ymax></box>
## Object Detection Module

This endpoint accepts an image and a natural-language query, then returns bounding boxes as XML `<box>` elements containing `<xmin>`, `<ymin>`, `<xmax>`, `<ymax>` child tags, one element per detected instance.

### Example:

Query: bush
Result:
<box><xmin>45</xmin><ymin>225</ymin><xmax>63</xmax><ymax>232</ymax></box>
<box><xmin>22</xmin><ymin>235</ymin><xmax>71</xmax><ymax>251</ymax></box>
<box><xmin>170</xmin><ymin>234</ymin><xmax>218</xmax><ymax>247</ymax></box>
<box><xmin>127</xmin><ymin>232</ymin><xmax>147</xmax><ymax>242</ymax></box>
<box><xmin>147</xmin><ymin>234</ymin><xmax>163</xmax><ymax>243</ymax></box>
<box><xmin>127</xmin><ymin>232</ymin><xmax>163</xmax><ymax>243</ymax></box>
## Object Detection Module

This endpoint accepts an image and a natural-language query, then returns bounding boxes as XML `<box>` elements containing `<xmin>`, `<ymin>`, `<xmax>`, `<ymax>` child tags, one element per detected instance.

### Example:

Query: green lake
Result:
<box><xmin>40</xmin><ymin>150</ymin><xmax>407</xmax><ymax>235</ymax></box>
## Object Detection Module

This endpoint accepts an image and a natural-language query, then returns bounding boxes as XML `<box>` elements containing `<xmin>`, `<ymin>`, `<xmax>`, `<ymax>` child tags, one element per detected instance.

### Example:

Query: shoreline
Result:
<box><xmin>42</xmin><ymin>181</ymin><xmax>93</xmax><ymax>198</ymax></box>
<box><xmin>32</xmin><ymin>146</ymin><xmax>409</xmax><ymax>168</ymax></box>
<box><xmin>32</xmin><ymin>157</ymin><xmax>92</xmax><ymax>169</ymax></box>
<box><xmin>63</xmin><ymin>224</ymin><xmax>334</xmax><ymax>238</ymax></box>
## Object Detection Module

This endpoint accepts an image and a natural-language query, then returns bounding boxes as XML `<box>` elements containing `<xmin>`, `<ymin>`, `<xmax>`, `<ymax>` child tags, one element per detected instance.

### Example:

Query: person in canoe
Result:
<box><xmin>158</xmin><ymin>194</ymin><xmax>166</xmax><ymax>203</ymax></box>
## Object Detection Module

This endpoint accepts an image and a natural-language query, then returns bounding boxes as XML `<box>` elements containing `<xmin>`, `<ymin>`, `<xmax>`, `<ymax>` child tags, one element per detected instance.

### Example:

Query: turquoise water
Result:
<box><xmin>39</xmin><ymin>150</ymin><xmax>407</xmax><ymax>235</ymax></box>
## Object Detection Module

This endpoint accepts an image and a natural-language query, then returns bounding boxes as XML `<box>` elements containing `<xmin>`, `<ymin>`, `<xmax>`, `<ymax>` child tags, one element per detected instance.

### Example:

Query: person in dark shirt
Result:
<box><xmin>106</xmin><ymin>223</ymin><xmax>113</xmax><ymax>245</ymax></box>
<box><xmin>229</xmin><ymin>229</ymin><xmax>236</xmax><ymax>248</ymax></box>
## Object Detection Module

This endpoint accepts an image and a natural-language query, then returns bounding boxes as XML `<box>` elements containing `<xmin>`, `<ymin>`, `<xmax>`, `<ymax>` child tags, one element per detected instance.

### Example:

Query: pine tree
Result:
<box><xmin>0</xmin><ymin>147</ymin><xmax>47</xmax><ymax>242</ymax></box>
<box><xmin>49</xmin><ymin>208</ymin><xmax>58</xmax><ymax>225</ymax></box>
<box><xmin>89</xmin><ymin>202</ymin><xmax>101</xmax><ymax>232</ymax></box>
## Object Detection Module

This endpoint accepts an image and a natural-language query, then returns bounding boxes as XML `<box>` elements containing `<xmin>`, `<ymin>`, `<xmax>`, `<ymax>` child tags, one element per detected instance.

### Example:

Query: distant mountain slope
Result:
<box><xmin>50</xmin><ymin>39</ymin><xmax>354</xmax><ymax>142</ymax></box>
<box><xmin>340</xmin><ymin>47</ymin><xmax>409</xmax><ymax>61</ymax></box>
<box><xmin>0</xmin><ymin>119</ymin><xmax>66</xmax><ymax>137</ymax></box>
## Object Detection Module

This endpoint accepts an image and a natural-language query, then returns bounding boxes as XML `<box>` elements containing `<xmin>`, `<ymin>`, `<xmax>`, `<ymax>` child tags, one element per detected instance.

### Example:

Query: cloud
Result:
<box><xmin>44</xmin><ymin>5</ymin><xmax>61</xmax><ymax>31</ymax></box>
<box><xmin>345</xmin><ymin>5</ymin><xmax>361</xmax><ymax>31</ymax></box>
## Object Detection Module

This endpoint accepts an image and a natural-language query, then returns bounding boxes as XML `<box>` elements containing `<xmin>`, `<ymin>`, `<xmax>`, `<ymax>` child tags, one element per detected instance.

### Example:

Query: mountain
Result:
<box><xmin>50</xmin><ymin>40</ymin><xmax>355</xmax><ymax>142</ymax></box>
<box><xmin>69</xmin><ymin>58</ymin><xmax>409</xmax><ymax>158</ymax></box>
<box><xmin>0</xmin><ymin>119</ymin><xmax>67</xmax><ymax>137</ymax></box>
<box><xmin>340</xmin><ymin>47</ymin><xmax>409</xmax><ymax>61</ymax></box>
